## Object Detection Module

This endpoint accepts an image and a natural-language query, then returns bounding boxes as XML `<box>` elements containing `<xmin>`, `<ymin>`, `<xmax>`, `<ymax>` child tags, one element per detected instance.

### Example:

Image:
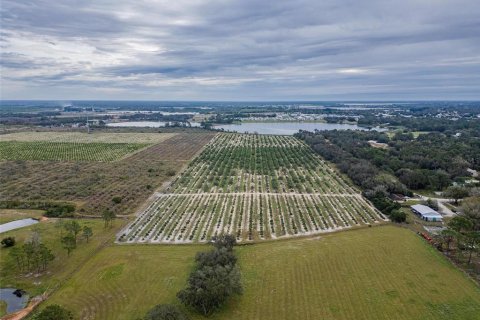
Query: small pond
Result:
<box><xmin>213</xmin><ymin>122</ymin><xmax>385</xmax><ymax>135</ymax></box>
<box><xmin>0</xmin><ymin>288</ymin><xmax>29</xmax><ymax>315</ymax></box>
<box><xmin>0</xmin><ymin>218</ymin><xmax>39</xmax><ymax>234</ymax></box>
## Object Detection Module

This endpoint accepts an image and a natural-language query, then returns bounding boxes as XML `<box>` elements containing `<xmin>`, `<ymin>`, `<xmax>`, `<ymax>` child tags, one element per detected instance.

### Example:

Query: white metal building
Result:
<box><xmin>410</xmin><ymin>204</ymin><xmax>443</xmax><ymax>222</ymax></box>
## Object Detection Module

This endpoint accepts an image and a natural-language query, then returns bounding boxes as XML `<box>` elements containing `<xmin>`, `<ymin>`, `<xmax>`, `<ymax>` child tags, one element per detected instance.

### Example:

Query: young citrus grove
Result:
<box><xmin>47</xmin><ymin>226</ymin><xmax>480</xmax><ymax>320</ymax></box>
<box><xmin>119</xmin><ymin>134</ymin><xmax>386</xmax><ymax>243</ymax></box>
<box><xmin>0</xmin><ymin>132</ymin><xmax>178</xmax><ymax>161</ymax></box>
<box><xmin>0</xmin><ymin>131</ymin><xmax>216</xmax><ymax>216</ymax></box>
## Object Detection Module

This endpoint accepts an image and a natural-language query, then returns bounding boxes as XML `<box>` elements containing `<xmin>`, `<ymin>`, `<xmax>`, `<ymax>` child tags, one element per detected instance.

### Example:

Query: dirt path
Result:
<box><xmin>1</xmin><ymin>295</ymin><xmax>45</xmax><ymax>320</ymax></box>
<box><xmin>155</xmin><ymin>192</ymin><xmax>362</xmax><ymax>197</ymax></box>
<box><xmin>413</xmin><ymin>194</ymin><xmax>457</xmax><ymax>217</ymax></box>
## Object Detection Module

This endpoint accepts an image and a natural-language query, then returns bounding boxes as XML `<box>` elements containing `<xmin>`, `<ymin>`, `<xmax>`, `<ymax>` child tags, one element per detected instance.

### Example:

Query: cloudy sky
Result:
<box><xmin>1</xmin><ymin>0</ymin><xmax>479</xmax><ymax>100</ymax></box>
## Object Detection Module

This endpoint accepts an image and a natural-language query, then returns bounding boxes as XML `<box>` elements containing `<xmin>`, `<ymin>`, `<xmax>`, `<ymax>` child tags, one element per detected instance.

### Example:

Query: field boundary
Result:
<box><xmin>118</xmin><ymin>134</ymin><xmax>386</xmax><ymax>244</ymax></box>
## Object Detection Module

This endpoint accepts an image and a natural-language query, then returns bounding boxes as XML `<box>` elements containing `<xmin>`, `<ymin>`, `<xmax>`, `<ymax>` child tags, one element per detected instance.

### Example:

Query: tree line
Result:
<box><xmin>139</xmin><ymin>234</ymin><xmax>243</xmax><ymax>320</ymax></box>
<box><xmin>8</xmin><ymin>229</ymin><xmax>55</xmax><ymax>274</ymax></box>
<box><xmin>437</xmin><ymin>197</ymin><xmax>480</xmax><ymax>266</ymax></box>
<box><xmin>295</xmin><ymin>130</ymin><xmax>406</xmax><ymax>219</ymax></box>
<box><xmin>0</xmin><ymin>200</ymin><xmax>75</xmax><ymax>217</ymax></box>
<box><xmin>55</xmin><ymin>220</ymin><xmax>94</xmax><ymax>256</ymax></box>
<box><xmin>296</xmin><ymin>129</ymin><xmax>478</xmax><ymax>216</ymax></box>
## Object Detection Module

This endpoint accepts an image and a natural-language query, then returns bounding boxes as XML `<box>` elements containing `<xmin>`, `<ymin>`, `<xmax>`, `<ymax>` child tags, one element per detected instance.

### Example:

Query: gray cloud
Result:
<box><xmin>1</xmin><ymin>0</ymin><xmax>479</xmax><ymax>100</ymax></box>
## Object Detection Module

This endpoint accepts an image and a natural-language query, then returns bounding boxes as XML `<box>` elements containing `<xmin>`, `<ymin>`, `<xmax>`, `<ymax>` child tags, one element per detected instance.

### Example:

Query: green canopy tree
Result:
<box><xmin>64</xmin><ymin>220</ymin><xmax>81</xmax><ymax>242</ymax></box>
<box><xmin>449</xmin><ymin>216</ymin><xmax>473</xmax><ymax>234</ymax></box>
<box><xmin>102</xmin><ymin>210</ymin><xmax>116</xmax><ymax>228</ymax></box>
<box><xmin>439</xmin><ymin>229</ymin><xmax>457</xmax><ymax>254</ymax></box>
<box><xmin>445</xmin><ymin>186</ymin><xmax>470</xmax><ymax>204</ymax></box>
<box><xmin>448</xmin><ymin>215</ymin><xmax>475</xmax><ymax>261</ymax></box>
<box><xmin>38</xmin><ymin>244</ymin><xmax>55</xmax><ymax>272</ymax></box>
<box><xmin>61</xmin><ymin>234</ymin><xmax>77</xmax><ymax>256</ymax></box>
<box><xmin>177</xmin><ymin>264</ymin><xmax>242</xmax><ymax>316</ymax></box>
<box><xmin>82</xmin><ymin>226</ymin><xmax>93</xmax><ymax>243</ymax></box>
<box><xmin>177</xmin><ymin>234</ymin><xmax>242</xmax><ymax>316</ymax></box>
<box><xmin>464</xmin><ymin>231</ymin><xmax>480</xmax><ymax>264</ymax></box>
<box><xmin>462</xmin><ymin>196</ymin><xmax>480</xmax><ymax>231</ymax></box>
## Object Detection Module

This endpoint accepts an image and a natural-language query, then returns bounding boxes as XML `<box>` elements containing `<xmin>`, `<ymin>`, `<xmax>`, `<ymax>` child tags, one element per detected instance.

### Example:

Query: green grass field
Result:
<box><xmin>46</xmin><ymin>226</ymin><xmax>480</xmax><ymax>320</ymax></box>
<box><xmin>0</xmin><ymin>218</ymin><xmax>118</xmax><ymax>297</ymax></box>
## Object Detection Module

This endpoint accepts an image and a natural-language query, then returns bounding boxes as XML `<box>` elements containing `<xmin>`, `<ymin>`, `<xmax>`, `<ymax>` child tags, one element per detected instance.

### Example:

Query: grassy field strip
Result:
<box><xmin>48</xmin><ymin>226</ymin><xmax>480</xmax><ymax>320</ymax></box>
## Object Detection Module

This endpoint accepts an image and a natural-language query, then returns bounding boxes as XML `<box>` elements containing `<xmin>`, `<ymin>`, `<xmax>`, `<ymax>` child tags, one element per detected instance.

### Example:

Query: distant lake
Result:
<box><xmin>107</xmin><ymin>121</ymin><xmax>201</xmax><ymax>128</ymax></box>
<box><xmin>213</xmin><ymin>122</ymin><xmax>384</xmax><ymax>135</ymax></box>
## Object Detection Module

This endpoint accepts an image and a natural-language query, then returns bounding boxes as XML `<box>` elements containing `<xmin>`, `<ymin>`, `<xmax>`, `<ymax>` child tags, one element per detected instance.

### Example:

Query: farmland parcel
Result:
<box><xmin>49</xmin><ymin>226</ymin><xmax>480</xmax><ymax>320</ymax></box>
<box><xmin>120</xmin><ymin>134</ymin><xmax>386</xmax><ymax>243</ymax></box>
<box><xmin>0</xmin><ymin>131</ymin><xmax>216</xmax><ymax>216</ymax></box>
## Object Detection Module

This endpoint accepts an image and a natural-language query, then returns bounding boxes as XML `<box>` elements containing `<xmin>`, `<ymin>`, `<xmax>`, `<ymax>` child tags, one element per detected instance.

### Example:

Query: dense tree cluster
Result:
<box><xmin>358</xmin><ymin>115</ymin><xmax>480</xmax><ymax>133</ymax></box>
<box><xmin>0</xmin><ymin>200</ymin><xmax>75</xmax><ymax>218</ymax></box>
<box><xmin>101</xmin><ymin>210</ymin><xmax>116</xmax><ymax>228</ymax></box>
<box><xmin>295</xmin><ymin>130</ymin><xmax>404</xmax><ymax>216</ymax></box>
<box><xmin>56</xmin><ymin>220</ymin><xmax>94</xmax><ymax>256</ymax></box>
<box><xmin>177</xmin><ymin>234</ymin><xmax>242</xmax><ymax>316</ymax></box>
<box><xmin>437</xmin><ymin>197</ymin><xmax>480</xmax><ymax>265</ymax></box>
<box><xmin>119</xmin><ymin>113</ymin><xmax>191</xmax><ymax>123</ymax></box>
<box><xmin>296</xmin><ymin>128</ymin><xmax>479</xmax><ymax>193</ymax></box>
<box><xmin>8</xmin><ymin>231</ymin><xmax>55</xmax><ymax>273</ymax></box>
<box><xmin>0</xmin><ymin>112</ymin><xmax>110</xmax><ymax>126</ymax></box>
<box><xmin>462</xmin><ymin>197</ymin><xmax>480</xmax><ymax>231</ymax></box>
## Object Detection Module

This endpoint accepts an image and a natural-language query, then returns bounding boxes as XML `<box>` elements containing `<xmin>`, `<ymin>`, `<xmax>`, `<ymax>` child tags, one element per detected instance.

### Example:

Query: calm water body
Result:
<box><xmin>213</xmin><ymin>122</ymin><xmax>384</xmax><ymax>135</ymax></box>
<box><xmin>0</xmin><ymin>288</ymin><xmax>29</xmax><ymax>314</ymax></box>
<box><xmin>0</xmin><ymin>218</ymin><xmax>39</xmax><ymax>233</ymax></box>
<box><xmin>106</xmin><ymin>121</ymin><xmax>383</xmax><ymax>134</ymax></box>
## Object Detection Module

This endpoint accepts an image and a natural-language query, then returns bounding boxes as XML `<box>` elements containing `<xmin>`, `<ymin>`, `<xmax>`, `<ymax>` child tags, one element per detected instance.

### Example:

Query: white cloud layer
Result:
<box><xmin>1</xmin><ymin>0</ymin><xmax>479</xmax><ymax>100</ymax></box>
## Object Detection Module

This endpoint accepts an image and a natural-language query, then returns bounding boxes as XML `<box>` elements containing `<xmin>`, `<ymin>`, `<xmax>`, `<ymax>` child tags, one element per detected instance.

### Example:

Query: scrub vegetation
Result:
<box><xmin>0</xmin><ymin>132</ymin><xmax>216</xmax><ymax>216</ymax></box>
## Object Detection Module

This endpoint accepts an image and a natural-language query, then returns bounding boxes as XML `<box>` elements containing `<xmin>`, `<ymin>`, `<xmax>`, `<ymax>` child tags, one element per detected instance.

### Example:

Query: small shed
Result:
<box><xmin>411</xmin><ymin>204</ymin><xmax>443</xmax><ymax>222</ymax></box>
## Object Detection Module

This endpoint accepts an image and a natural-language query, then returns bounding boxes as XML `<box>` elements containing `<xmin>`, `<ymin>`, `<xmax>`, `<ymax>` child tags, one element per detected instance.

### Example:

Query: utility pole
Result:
<box><xmin>87</xmin><ymin>115</ymin><xmax>90</xmax><ymax>134</ymax></box>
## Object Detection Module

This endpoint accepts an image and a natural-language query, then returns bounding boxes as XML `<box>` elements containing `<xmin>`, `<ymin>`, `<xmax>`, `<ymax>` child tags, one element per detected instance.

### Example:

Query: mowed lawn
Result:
<box><xmin>0</xmin><ymin>218</ymin><xmax>117</xmax><ymax>297</ymax></box>
<box><xmin>47</xmin><ymin>226</ymin><xmax>480</xmax><ymax>320</ymax></box>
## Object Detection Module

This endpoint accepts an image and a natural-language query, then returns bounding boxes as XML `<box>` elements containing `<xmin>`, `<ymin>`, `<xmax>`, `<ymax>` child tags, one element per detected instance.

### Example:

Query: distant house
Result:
<box><xmin>87</xmin><ymin>119</ymin><xmax>100</xmax><ymax>125</ymax></box>
<box><xmin>410</xmin><ymin>204</ymin><xmax>443</xmax><ymax>222</ymax></box>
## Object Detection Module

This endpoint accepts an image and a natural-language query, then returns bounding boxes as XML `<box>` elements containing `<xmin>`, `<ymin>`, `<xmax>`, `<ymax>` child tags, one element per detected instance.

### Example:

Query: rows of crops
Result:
<box><xmin>170</xmin><ymin>134</ymin><xmax>357</xmax><ymax>193</ymax></box>
<box><xmin>119</xmin><ymin>193</ymin><xmax>384</xmax><ymax>243</ymax></box>
<box><xmin>0</xmin><ymin>132</ymin><xmax>177</xmax><ymax>144</ymax></box>
<box><xmin>0</xmin><ymin>141</ymin><xmax>148</xmax><ymax>161</ymax></box>
<box><xmin>121</xmin><ymin>134</ymin><xmax>386</xmax><ymax>243</ymax></box>
<box><xmin>1</xmin><ymin>133</ymin><xmax>216</xmax><ymax>216</ymax></box>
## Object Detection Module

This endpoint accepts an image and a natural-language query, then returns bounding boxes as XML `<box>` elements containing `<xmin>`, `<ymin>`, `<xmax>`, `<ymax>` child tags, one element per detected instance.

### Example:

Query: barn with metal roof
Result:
<box><xmin>411</xmin><ymin>204</ymin><xmax>443</xmax><ymax>222</ymax></box>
